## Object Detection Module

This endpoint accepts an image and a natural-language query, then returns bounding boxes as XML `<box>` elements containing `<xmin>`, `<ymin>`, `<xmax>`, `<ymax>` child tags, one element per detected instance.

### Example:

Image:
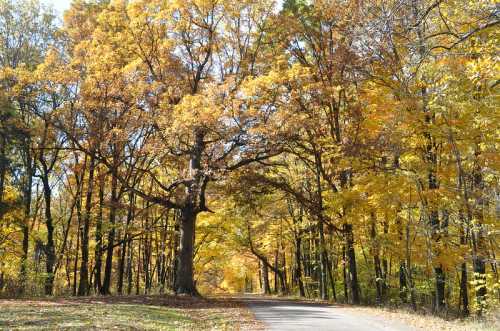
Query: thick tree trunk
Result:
<box><xmin>174</xmin><ymin>206</ymin><xmax>197</xmax><ymax>295</ymax></box>
<box><xmin>260</xmin><ymin>260</ymin><xmax>271</xmax><ymax>294</ymax></box>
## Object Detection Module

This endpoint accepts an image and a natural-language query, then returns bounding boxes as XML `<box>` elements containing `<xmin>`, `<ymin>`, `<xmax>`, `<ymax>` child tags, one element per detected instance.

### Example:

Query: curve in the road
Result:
<box><xmin>244</xmin><ymin>297</ymin><xmax>415</xmax><ymax>331</ymax></box>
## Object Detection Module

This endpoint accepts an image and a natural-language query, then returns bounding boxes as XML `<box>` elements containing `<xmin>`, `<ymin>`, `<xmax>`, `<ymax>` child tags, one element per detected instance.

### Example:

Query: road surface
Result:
<box><xmin>244</xmin><ymin>296</ymin><xmax>416</xmax><ymax>331</ymax></box>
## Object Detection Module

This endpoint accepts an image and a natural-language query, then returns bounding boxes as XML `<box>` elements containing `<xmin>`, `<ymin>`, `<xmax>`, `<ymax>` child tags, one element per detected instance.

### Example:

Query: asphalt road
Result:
<box><xmin>245</xmin><ymin>297</ymin><xmax>416</xmax><ymax>331</ymax></box>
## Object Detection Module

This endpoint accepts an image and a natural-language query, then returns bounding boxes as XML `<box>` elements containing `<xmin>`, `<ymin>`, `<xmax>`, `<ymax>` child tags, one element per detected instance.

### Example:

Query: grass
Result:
<box><xmin>0</xmin><ymin>295</ymin><xmax>260</xmax><ymax>330</ymax></box>
<box><xmin>344</xmin><ymin>305</ymin><xmax>500</xmax><ymax>331</ymax></box>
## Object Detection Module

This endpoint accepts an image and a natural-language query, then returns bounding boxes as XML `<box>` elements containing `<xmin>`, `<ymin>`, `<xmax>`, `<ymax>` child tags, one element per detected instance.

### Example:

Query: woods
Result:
<box><xmin>0</xmin><ymin>0</ymin><xmax>498</xmax><ymax>321</ymax></box>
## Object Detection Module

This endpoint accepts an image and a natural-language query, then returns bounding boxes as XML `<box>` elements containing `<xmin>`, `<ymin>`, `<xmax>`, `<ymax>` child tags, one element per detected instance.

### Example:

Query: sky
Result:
<box><xmin>43</xmin><ymin>0</ymin><xmax>71</xmax><ymax>15</ymax></box>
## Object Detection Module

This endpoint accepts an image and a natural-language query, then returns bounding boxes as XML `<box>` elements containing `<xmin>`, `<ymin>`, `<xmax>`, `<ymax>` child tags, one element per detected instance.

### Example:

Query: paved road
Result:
<box><xmin>245</xmin><ymin>297</ymin><xmax>415</xmax><ymax>331</ymax></box>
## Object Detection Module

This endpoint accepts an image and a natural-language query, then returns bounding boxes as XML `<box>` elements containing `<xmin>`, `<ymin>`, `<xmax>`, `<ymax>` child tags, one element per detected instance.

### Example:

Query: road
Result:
<box><xmin>244</xmin><ymin>296</ymin><xmax>416</xmax><ymax>331</ymax></box>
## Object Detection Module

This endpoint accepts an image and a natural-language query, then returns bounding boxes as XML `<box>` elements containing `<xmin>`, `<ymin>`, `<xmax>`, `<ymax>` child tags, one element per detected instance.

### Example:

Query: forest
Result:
<box><xmin>0</xmin><ymin>0</ymin><xmax>498</xmax><ymax>324</ymax></box>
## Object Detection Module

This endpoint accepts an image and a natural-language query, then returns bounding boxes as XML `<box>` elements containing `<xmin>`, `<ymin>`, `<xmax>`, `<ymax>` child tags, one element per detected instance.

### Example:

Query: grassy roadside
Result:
<box><xmin>0</xmin><ymin>295</ymin><xmax>260</xmax><ymax>330</ymax></box>
<box><xmin>343</xmin><ymin>305</ymin><xmax>499</xmax><ymax>331</ymax></box>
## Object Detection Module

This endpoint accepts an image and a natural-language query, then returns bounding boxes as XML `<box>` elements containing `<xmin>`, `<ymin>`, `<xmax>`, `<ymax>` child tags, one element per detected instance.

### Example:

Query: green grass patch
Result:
<box><xmin>0</xmin><ymin>302</ymin><xmax>195</xmax><ymax>330</ymax></box>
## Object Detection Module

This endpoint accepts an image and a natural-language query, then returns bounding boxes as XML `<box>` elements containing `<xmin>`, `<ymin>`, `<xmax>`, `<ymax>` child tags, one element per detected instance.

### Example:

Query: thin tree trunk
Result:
<box><xmin>78</xmin><ymin>155</ymin><xmax>95</xmax><ymax>296</ymax></box>
<box><xmin>118</xmin><ymin>192</ymin><xmax>134</xmax><ymax>295</ymax></box>
<box><xmin>126</xmin><ymin>238</ymin><xmax>133</xmax><ymax>295</ymax></box>
<box><xmin>20</xmin><ymin>145</ymin><xmax>32</xmax><ymax>295</ymax></box>
<box><xmin>294</xmin><ymin>235</ymin><xmax>305</xmax><ymax>297</ymax></box>
<box><xmin>73</xmin><ymin>223</ymin><xmax>81</xmax><ymax>296</ymax></box>
<box><xmin>370</xmin><ymin>213</ymin><xmax>383</xmax><ymax>304</ymax></box>
<box><xmin>399</xmin><ymin>262</ymin><xmax>407</xmax><ymax>303</ymax></box>
<box><xmin>136</xmin><ymin>235</ymin><xmax>141</xmax><ymax>295</ymax></box>
<box><xmin>344</xmin><ymin>223</ymin><xmax>360</xmax><ymax>304</ymax></box>
<box><xmin>101</xmin><ymin>171</ymin><xmax>118</xmax><ymax>295</ymax></box>
<box><xmin>94</xmin><ymin>173</ymin><xmax>104</xmax><ymax>293</ymax></box>
<box><xmin>318</xmin><ymin>222</ymin><xmax>329</xmax><ymax>300</ymax></box>
<box><xmin>342</xmin><ymin>245</ymin><xmax>348</xmax><ymax>303</ymax></box>
<box><xmin>41</xmin><ymin>173</ymin><xmax>55</xmax><ymax>295</ymax></box>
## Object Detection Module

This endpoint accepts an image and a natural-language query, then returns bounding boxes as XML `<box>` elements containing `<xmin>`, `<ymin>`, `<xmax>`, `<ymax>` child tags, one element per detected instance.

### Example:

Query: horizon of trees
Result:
<box><xmin>0</xmin><ymin>0</ymin><xmax>498</xmax><ymax>318</ymax></box>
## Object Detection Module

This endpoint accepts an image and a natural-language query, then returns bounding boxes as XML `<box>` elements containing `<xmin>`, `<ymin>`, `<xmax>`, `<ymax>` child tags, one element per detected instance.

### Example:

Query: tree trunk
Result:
<box><xmin>399</xmin><ymin>262</ymin><xmax>407</xmax><ymax>303</ymax></box>
<box><xmin>434</xmin><ymin>266</ymin><xmax>446</xmax><ymax>312</ymax></box>
<box><xmin>118</xmin><ymin>192</ymin><xmax>134</xmax><ymax>294</ymax></box>
<box><xmin>41</xmin><ymin>173</ymin><xmax>55</xmax><ymax>295</ymax></box>
<box><xmin>174</xmin><ymin>206</ymin><xmax>197</xmax><ymax>295</ymax></box>
<box><xmin>370</xmin><ymin>214</ymin><xmax>383</xmax><ymax>304</ymax></box>
<box><xmin>73</xmin><ymin>222</ymin><xmax>80</xmax><ymax>296</ymax></box>
<box><xmin>0</xmin><ymin>135</ymin><xmax>7</xmax><ymax>222</ymax></box>
<box><xmin>101</xmin><ymin>171</ymin><xmax>118</xmax><ymax>295</ymax></box>
<box><xmin>0</xmin><ymin>138</ymin><xmax>6</xmax><ymax>293</ymax></box>
<box><xmin>344</xmin><ymin>223</ymin><xmax>360</xmax><ymax>304</ymax></box>
<box><xmin>327</xmin><ymin>254</ymin><xmax>337</xmax><ymax>301</ymax></box>
<box><xmin>117</xmin><ymin>235</ymin><xmax>127</xmax><ymax>294</ymax></box>
<box><xmin>126</xmin><ymin>238</ymin><xmax>133</xmax><ymax>295</ymax></box>
<box><xmin>117</xmin><ymin>230</ymin><xmax>125</xmax><ymax>295</ymax></box>
<box><xmin>294</xmin><ymin>235</ymin><xmax>305</xmax><ymax>297</ymax></box>
<box><xmin>460</xmin><ymin>262</ymin><xmax>469</xmax><ymax>316</ymax></box>
<box><xmin>405</xmin><ymin>215</ymin><xmax>417</xmax><ymax>311</ymax></box>
<box><xmin>94</xmin><ymin>173</ymin><xmax>104</xmax><ymax>293</ymax></box>
<box><xmin>136</xmin><ymin>237</ymin><xmax>141</xmax><ymax>295</ymax></box>
<box><xmin>260</xmin><ymin>260</ymin><xmax>271</xmax><ymax>294</ymax></box>
<box><xmin>78</xmin><ymin>156</ymin><xmax>95</xmax><ymax>296</ymax></box>
<box><xmin>274</xmin><ymin>248</ymin><xmax>279</xmax><ymax>293</ymax></box>
<box><xmin>472</xmin><ymin>163</ymin><xmax>487</xmax><ymax>316</ymax></box>
<box><xmin>473</xmin><ymin>255</ymin><xmax>487</xmax><ymax>315</ymax></box>
<box><xmin>20</xmin><ymin>146</ymin><xmax>32</xmax><ymax>295</ymax></box>
<box><xmin>318</xmin><ymin>222</ymin><xmax>329</xmax><ymax>300</ymax></box>
<box><xmin>342</xmin><ymin>245</ymin><xmax>348</xmax><ymax>303</ymax></box>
